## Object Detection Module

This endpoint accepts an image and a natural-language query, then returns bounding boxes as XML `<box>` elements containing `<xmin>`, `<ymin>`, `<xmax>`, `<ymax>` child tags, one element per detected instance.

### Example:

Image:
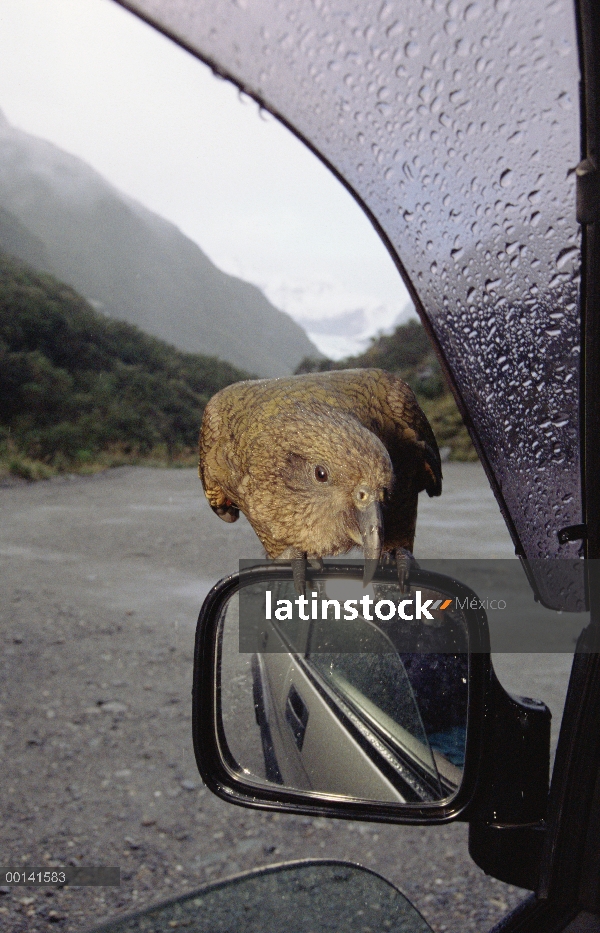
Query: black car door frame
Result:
<box><xmin>491</xmin><ymin>3</ymin><xmax>600</xmax><ymax>931</ymax></box>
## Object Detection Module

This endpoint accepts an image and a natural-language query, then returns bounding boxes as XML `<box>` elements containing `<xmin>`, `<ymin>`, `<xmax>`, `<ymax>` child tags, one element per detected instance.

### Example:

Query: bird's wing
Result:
<box><xmin>379</xmin><ymin>371</ymin><xmax>443</xmax><ymax>498</ymax></box>
<box><xmin>198</xmin><ymin>392</ymin><xmax>241</xmax><ymax>523</ymax></box>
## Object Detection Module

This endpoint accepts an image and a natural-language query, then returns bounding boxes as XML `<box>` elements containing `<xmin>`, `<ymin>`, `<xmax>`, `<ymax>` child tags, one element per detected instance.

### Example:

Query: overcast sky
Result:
<box><xmin>0</xmin><ymin>0</ymin><xmax>414</xmax><ymax>358</ymax></box>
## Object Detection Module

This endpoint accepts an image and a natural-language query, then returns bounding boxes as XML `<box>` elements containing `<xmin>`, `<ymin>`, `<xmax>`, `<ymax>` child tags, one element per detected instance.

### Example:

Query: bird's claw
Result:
<box><xmin>397</xmin><ymin>558</ymin><xmax>409</xmax><ymax>594</ymax></box>
<box><xmin>286</xmin><ymin>549</ymin><xmax>415</xmax><ymax>596</ymax></box>
<box><xmin>395</xmin><ymin>548</ymin><xmax>416</xmax><ymax>594</ymax></box>
<box><xmin>291</xmin><ymin>556</ymin><xmax>307</xmax><ymax>596</ymax></box>
<box><xmin>277</xmin><ymin>547</ymin><xmax>311</xmax><ymax>595</ymax></box>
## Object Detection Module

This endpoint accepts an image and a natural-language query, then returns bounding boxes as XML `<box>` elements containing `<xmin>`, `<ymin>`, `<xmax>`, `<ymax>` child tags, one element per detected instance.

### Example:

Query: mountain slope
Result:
<box><xmin>0</xmin><ymin>108</ymin><xmax>320</xmax><ymax>377</ymax></box>
<box><xmin>0</xmin><ymin>250</ymin><xmax>250</xmax><ymax>474</ymax></box>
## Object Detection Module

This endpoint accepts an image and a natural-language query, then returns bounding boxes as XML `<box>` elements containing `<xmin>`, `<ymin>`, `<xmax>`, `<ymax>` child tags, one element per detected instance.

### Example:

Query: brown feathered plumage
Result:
<box><xmin>198</xmin><ymin>369</ymin><xmax>442</xmax><ymax>569</ymax></box>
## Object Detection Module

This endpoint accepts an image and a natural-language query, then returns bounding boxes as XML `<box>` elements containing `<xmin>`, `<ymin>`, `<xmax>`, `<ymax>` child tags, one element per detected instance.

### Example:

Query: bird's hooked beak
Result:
<box><xmin>354</xmin><ymin>486</ymin><xmax>384</xmax><ymax>587</ymax></box>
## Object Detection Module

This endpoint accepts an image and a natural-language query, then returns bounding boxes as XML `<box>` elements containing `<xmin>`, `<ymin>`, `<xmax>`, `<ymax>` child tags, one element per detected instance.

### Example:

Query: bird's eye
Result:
<box><xmin>314</xmin><ymin>465</ymin><xmax>329</xmax><ymax>483</ymax></box>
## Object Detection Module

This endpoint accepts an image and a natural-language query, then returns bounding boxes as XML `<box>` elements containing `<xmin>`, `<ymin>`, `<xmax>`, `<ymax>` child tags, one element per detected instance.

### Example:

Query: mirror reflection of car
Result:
<box><xmin>250</xmin><ymin>580</ymin><xmax>465</xmax><ymax>803</ymax></box>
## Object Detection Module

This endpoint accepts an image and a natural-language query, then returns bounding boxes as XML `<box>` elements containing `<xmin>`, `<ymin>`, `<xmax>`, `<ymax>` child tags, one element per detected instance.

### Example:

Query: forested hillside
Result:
<box><xmin>296</xmin><ymin>319</ymin><xmax>477</xmax><ymax>461</ymax></box>
<box><xmin>0</xmin><ymin>252</ymin><xmax>249</xmax><ymax>480</ymax></box>
<box><xmin>0</xmin><ymin>247</ymin><xmax>475</xmax><ymax>482</ymax></box>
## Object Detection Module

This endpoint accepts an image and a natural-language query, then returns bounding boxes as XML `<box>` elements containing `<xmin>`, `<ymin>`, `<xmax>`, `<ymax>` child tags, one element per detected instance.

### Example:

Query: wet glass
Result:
<box><xmin>89</xmin><ymin>860</ymin><xmax>433</xmax><ymax>933</ymax></box>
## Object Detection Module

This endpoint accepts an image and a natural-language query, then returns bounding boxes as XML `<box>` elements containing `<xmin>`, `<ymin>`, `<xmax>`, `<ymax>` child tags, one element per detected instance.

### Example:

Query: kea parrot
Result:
<box><xmin>198</xmin><ymin>368</ymin><xmax>442</xmax><ymax>591</ymax></box>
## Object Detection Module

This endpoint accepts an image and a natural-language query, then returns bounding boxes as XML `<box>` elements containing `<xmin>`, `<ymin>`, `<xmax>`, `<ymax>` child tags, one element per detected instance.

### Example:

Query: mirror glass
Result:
<box><xmin>217</xmin><ymin>572</ymin><xmax>469</xmax><ymax>805</ymax></box>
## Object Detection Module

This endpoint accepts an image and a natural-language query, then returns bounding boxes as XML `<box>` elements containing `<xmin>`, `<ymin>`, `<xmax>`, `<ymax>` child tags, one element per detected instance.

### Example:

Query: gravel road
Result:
<box><xmin>0</xmin><ymin>464</ymin><xmax>575</xmax><ymax>932</ymax></box>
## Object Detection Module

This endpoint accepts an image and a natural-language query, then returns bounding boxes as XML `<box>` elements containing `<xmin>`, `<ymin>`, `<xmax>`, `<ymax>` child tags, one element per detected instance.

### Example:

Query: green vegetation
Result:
<box><xmin>0</xmin><ymin>248</ymin><xmax>475</xmax><ymax>484</ymax></box>
<box><xmin>295</xmin><ymin>319</ymin><xmax>477</xmax><ymax>461</ymax></box>
<box><xmin>0</xmin><ymin>252</ymin><xmax>250</xmax><ymax>481</ymax></box>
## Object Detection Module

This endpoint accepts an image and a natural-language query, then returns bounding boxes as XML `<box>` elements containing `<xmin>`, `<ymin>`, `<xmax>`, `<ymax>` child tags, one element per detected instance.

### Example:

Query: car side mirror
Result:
<box><xmin>192</xmin><ymin>559</ymin><xmax>551</xmax><ymax>887</ymax></box>
<box><xmin>192</xmin><ymin>560</ymin><xmax>496</xmax><ymax>822</ymax></box>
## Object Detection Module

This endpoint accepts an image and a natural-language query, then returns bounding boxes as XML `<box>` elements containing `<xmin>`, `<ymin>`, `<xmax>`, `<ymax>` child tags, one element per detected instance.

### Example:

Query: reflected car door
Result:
<box><xmin>252</xmin><ymin>592</ymin><xmax>447</xmax><ymax>802</ymax></box>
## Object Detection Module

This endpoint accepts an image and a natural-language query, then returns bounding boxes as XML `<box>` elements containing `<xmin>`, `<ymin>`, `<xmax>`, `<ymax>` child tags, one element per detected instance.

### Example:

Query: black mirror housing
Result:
<box><xmin>468</xmin><ymin>672</ymin><xmax>551</xmax><ymax>890</ymax></box>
